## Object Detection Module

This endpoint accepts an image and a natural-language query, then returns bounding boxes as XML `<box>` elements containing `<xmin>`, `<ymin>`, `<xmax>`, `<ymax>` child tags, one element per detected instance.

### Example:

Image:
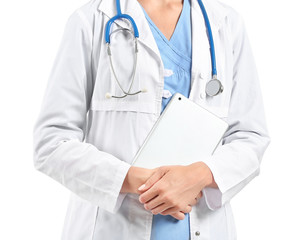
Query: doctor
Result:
<box><xmin>33</xmin><ymin>0</ymin><xmax>270</xmax><ymax>239</ymax></box>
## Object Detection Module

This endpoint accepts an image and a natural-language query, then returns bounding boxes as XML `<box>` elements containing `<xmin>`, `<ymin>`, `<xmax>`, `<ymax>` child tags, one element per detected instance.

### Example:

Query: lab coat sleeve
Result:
<box><xmin>33</xmin><ymin>10</ymin><xmax>131</xmax><ymax>214</ymax></box>
<box><xmin>201</xmin><ymin>13</ymin><xmax>271</xmax><ymax>210</ymax></box>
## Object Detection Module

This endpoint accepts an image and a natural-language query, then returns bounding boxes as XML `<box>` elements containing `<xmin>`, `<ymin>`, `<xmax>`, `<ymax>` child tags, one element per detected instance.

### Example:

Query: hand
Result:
<box><xmin>137</xmin><ymin>162</ymin><xmax>214</xmax><ymax>218</ymax></box>
<box><xmin>121</xmin><ymin>166</ymin><xmax>159</xmax><ymax>194</ymax></box>
<box><xmin>169</xmin><ymin>191</ymin><xmax>203</xmax><ymax>220</ymax></box>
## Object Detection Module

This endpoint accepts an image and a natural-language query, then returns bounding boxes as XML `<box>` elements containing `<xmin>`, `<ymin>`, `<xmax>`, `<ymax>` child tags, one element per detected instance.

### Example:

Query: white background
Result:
<box><xmin>0</xmin><ymin>0</ymin><xmax>301</xmax><ymax>239</ymax></box>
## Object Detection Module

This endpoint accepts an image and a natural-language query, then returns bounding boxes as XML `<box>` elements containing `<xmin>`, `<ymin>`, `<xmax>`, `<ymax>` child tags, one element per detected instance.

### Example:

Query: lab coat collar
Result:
<box><xmin>97</xmin><ymin>0</ymin><xmax>227</xmax><ymax>29</ymax></box>
<box><xmin>97</xmin><ymin>0</ymin><xmax>162</xmax><ymax>59</ymax></box>
<box><xmin>97</xmin><ymin>0</ymin><xmax>229</xmax><ymax>91</ymax></box>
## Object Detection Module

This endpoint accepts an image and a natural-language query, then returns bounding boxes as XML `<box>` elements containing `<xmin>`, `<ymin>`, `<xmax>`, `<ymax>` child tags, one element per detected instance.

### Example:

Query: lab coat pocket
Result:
<box><xmin>90</xmin><ymin>61</ymin><xmax>157</xmax><ymax>113</ymax></box>
<box><xmin>203</xmin><ymin>81</ymin><xmax>230</xmax><ymax>119</ymax></box>
<box><xmin>90</xmin><ymin>64</ymin><xmax>157</xmax><ymax>114</ymax></box>
<box><xmin>189</xmin><ymin>73</ymin><xmax>230</xmax><ymax>119</ymax></box>
<box><xmin>91</xmin><ymin>47</ymin><xmax>157</xmax><ymax>114</ymax></box>
<box><xmin>61</xmin><ymin>193</ymin><xmax>99</xmax><ymax>240</ymax></box>
<box><xmin>90</xmin><ymin>99</ymin><xmax>156</xmax><ymax>114</ymax></box>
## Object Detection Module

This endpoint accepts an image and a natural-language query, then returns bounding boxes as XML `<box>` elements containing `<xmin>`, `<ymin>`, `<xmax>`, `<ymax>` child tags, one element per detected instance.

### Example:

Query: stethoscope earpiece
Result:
<box><xmin>105</xmin><ymin>88</ymin><xmax>147</xmax><ymax>99</ymax></box>
<box><xmin>105</xmin><ymin>92</ymin><xmax>112</xmax><ymax>99</ymax></box>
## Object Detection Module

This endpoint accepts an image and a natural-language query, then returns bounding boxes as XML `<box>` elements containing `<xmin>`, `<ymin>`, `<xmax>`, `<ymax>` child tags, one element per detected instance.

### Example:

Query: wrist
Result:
<box><xmin>192</xmin><ymin>161</ymin><xmax>215</xmax><ymax>188</ymax></box>
<box><xmin>121</xmin><ymin>166</ymin><xmax>156</xmax><ymax>194</ymax></box>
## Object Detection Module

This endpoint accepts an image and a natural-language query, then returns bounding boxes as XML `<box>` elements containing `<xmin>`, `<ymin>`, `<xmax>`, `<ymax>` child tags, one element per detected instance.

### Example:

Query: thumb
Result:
<box><xmin>138</xmin><ymin>167</ymin><xmax>167</xmax><ymax>192</ymax></box>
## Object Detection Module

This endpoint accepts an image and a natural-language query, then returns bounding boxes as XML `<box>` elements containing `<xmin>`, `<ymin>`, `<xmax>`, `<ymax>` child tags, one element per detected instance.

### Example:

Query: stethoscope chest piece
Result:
<box><xmin>205</xmin><ymin>77</ymin><xmax>224</xmax><ymax>97</ymax></box>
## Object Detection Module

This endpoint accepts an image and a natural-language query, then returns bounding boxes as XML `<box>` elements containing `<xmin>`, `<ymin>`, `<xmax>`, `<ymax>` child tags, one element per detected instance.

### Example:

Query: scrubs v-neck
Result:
<box><xmin>139</xmin><ymin>0</ymin><xmax>192</xmax><ymax>239</ymax></box>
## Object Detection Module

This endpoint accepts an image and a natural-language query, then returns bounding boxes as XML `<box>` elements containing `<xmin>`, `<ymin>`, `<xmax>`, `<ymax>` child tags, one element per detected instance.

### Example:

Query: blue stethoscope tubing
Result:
<box><xmin>105</xmin><ymin>0</ymin><xmax>139</xmax><ymax>43</ymax></box>
<box><xmin>196</xmin><ymin>0</ymin><xmax>216</xmax><ymax>77</ymax></box>
<box><xmin>104</xmin><ymin>0</ymin><xmax>223</xmax><ymax>98</ymax></box>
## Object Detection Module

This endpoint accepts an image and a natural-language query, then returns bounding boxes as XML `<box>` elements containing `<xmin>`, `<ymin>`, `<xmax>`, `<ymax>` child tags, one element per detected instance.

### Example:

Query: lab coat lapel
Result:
<box><xmin>98</xmin><ymin>0</ymin><xmax>162</xmax><ymax>60</ymax></box>
<box><xmin>190</xmin><ymin>0</ymin><xmax>221</xmax><ymax>99</ymax></box>
<box><xmin>191</xmin><ymin>0</ymin><xmax>211</xmax><ymax>80</ymax></box>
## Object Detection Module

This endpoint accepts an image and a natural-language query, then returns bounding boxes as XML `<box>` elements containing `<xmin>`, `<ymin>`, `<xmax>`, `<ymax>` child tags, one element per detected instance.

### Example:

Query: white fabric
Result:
<box><xmin>33</xmin><ymin>0</ymin><xmax>270</xmax><ymax>239</ymax></box>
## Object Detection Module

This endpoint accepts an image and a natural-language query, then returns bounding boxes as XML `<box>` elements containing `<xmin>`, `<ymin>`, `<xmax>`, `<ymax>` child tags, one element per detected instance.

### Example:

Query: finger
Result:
<box><xmin>144</xmin><ymin>195</ymin><xmax>165</xmax><ymax>211</ymax></box>
<box><xmin>139</xmin><ymin>182</ymin><xmax>161</xmax><ymax>204</ymax></box>
<box><xmin>196</xmin><ymin>191</ymin><xmax>203</xmax><ymax>199</ymax></box>
<box><xmin>150</xmin><ymin>203</ymin><xmax>170</xmax><ymax>215</ymax></box>
<box><xmin>138</xmin><ymin>167</ymin><xmax>166</xmax><ymax>193</ymax></box>
<box><xmin>160</xmin><ymin>206</ymin><xmax>183</xmax><ymax>216</ymax></box>
<box><xmin>188</xmin><ymin>195</ymin><xmax>199</xmax><ymax>206</ymax></box>
<box><xmin>188</xmin><ymin>198</ymin><xmax>197</xmax><ymax>206</ymax></box>
<box><xmin>170</xmin><ymin>212</ymin><xmax>186</xmax><ymax>220</ymax></box>
<box><xmin>180</xmin><ymin>205</ymin><xmax>192</xmax><ymax>214</ymax></box>
<box><xmin>188</xmin><ymin>191</ymin><xmax>203</xmax><ymax>206</ymax></box>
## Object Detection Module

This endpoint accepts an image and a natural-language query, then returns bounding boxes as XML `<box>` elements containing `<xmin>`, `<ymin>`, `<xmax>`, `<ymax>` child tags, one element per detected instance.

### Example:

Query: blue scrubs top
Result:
<box><xmin>139</xmin><ymin>0</ymin><xmax>192</xmax><ymax>239</ymax></box>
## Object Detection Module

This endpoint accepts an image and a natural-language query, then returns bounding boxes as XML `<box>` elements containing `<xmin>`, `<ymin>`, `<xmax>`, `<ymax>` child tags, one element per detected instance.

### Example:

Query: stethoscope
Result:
<box><xmin>104</xmin><ymin>0</ymin><xmax>224</xmax><ymax>99</ymax></box>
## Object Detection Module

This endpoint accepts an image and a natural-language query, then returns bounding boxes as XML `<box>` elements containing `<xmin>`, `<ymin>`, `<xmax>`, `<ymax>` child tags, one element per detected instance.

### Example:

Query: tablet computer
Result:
<box><xmin>131</xmin><ymin>93</ymin><xmax>229</xmax><ymax>168</ymax></box>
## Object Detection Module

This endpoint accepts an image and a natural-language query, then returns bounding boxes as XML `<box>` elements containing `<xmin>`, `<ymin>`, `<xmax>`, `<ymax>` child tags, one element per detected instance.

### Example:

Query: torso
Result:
<box><xmin>60</xmin><ymin>0</ymin><xmax>240</xmax><ymax>238</ymax></box>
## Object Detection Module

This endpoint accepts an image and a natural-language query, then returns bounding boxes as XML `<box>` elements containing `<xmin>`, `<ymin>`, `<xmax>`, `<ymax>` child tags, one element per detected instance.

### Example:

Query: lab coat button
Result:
<box><xmin>163</xmin><ymin>69</ymin><xmax>174</xmax><ymax>77</ymax></box>
<box><xmin>162</xmin><ymin>89</ymin><xmax>172</xmax><ymax>99</ymax></box>
<box><xmin>195</xmin><ymin>231</ymin><xmax>200</xmax><ymax>236</ymax></box>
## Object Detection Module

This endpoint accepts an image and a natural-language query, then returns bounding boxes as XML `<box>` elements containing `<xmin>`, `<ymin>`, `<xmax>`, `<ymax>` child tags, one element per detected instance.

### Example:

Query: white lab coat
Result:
<box><xmin>33</xmin><ymin>0</ymin><xmax>270</xmax><ymax>239</ymax></box>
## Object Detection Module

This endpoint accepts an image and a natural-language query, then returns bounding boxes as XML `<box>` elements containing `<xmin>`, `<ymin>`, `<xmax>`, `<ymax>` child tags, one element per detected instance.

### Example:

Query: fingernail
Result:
<box><xmin>138</xmin><ymin>184</ymin><xmax>145</xmax><ymax>191</ymax></box>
